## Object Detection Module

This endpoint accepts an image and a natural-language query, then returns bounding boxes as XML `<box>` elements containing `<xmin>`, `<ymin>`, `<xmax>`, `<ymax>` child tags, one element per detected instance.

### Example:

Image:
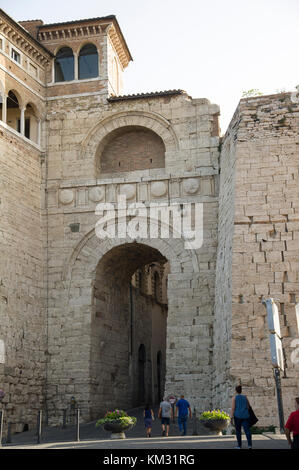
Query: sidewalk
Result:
<box><xmin>0</xmin><ymin>406</ymin><xmax>290</xmax><ymax>450</ymax></box>
<box><xmin>1</xmin><ymin>433</ymin><xmax>289</xmax><ymax>450</ymax></box>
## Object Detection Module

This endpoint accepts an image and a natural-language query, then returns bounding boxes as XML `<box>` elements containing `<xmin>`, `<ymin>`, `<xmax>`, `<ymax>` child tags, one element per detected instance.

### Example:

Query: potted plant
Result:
<box><xmin>199</xmin><ymin>409</ymin><xmax>230</xmax><ymax>435</ymax></box>
<box><xmin>96</xmin><ymin>409</ymin><xmax>137</xmax><ymax>439</ymax></box>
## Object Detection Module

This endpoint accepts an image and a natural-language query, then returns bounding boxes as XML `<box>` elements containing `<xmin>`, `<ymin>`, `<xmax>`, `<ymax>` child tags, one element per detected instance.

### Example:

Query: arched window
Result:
<box><xmin>24</xmin><ymin>103</ymin><xmax>39</xmax><ymax>143</ymax></box>
<box><xmin>98</xmin><ymin>126</ymin><xmax>166</xmax><ymax>176</ymax></box>
<box><xmin>78</xmin><ymin>44</ymin><xmax>98</xmax><ymax>80</ymax></box>
<box><xmin>7</xmin><ymin>91</ymin><xmax>21</xmax><ymax>132</ymax></box>
<box><xmin>54</xmin><ymin>47</ymin><xmax>74</xmax><ymax>82</ymax></box>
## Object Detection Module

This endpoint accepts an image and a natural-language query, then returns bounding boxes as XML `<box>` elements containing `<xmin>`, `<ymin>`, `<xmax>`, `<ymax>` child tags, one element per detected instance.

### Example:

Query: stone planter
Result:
<box><xmin>102</xmin><ymin>420</ymin><xmax>135</xmax><ymax>439</ymax></box>
<box><xmin>200</xmin><ymin>419</ymin><xmax>229</xmax><ymax>436</ymax></box>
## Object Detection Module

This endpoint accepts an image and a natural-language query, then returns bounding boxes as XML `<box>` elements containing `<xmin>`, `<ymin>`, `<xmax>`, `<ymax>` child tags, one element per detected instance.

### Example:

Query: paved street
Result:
<box><xmin>1</xmin><ymin>433</ymin><xmax>289</xmax><ymax>450</ymax></box>
<box><xmin>0</xmin><ymin>406</ymin><xmax>290</xmax><ymax>450</ymax></box>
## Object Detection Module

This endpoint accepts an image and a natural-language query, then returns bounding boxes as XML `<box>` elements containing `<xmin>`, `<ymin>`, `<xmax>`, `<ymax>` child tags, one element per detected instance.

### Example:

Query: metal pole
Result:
<box><xmin>6</xmin><ymin>422</ymin><xmax>11</xmax><ymax>444</ymax></box>
<box><xmin>37</xmin><ymin>410</ymin><xmax>42</xmax><ymax>444</ymax></box>
<box><xmin>76</xmin><ymin>408</ymin><xmax>80</xmax><ymax>442</ymax></box>
<box><xmin>262</xmin><ymin>299</ymin><xmax>286</xmax><ymax>434</ymax></box>
<box><xmin>0</xmin><ymin>410</ymin><xmax>3</xmax><ymax>447</ymax></box>
<box><xmin>192</xmin><ymin>408</ymin><xmax>198</xmax><ymax>435</ymax></box>
<box><xmin>273</xmin><ymin>368</ymin><xmax>285</xmax><ymax>434</ymax></box>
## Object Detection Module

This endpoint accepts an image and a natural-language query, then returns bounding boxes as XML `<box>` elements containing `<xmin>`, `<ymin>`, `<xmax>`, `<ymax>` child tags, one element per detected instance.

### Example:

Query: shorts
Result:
<box><xmin>144</xmin><ymin>418</ymin><xmax>152</xmax><ymax>428</ymax></box>
<box><xmin>161</xmin><ymin>417</ymin><xmax>170</xmax><ymax>425</ymax></box>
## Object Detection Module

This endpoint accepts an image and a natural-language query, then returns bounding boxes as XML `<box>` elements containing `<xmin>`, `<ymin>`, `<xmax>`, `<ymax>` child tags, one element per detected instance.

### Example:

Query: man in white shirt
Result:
<box><xmin>158</xmin><ymin>397</ymin><xmax>173</xmax><ymax>437</ymax></box>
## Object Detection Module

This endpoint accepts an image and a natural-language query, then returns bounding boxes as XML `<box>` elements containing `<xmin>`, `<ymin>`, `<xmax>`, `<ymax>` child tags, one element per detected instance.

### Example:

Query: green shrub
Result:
<box><xmin>199</xmin><ymin>409</ymin><xmax>230</xmax><ymax>421</ymax></box>
<box><xmin>95</xmin><ymin>409</ymin><xmax>137</xmax><ymax>428</ymax></box>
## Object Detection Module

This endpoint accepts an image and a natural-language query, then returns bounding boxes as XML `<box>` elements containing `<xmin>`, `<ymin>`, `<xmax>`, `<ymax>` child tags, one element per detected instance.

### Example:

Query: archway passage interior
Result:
<box><xmin>91</xmin><ymin>242</ymin><xmax>169</xmax><ymax>419</ymax></box>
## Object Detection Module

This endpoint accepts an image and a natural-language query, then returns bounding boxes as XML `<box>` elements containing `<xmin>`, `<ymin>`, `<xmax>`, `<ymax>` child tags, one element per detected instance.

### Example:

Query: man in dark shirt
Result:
<box><xmin>175</xmin><ymin>394</ymin><xmax>192</xmax><ymax>436</ymax></box>
<box><xmin>285</xmin><ymin>397</ymin><xmax>299</xmax><ymax>449</ymax></box>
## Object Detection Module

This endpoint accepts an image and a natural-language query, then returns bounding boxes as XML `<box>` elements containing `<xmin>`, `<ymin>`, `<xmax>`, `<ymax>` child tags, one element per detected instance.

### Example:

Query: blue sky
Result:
<box><xmin>2</xmin><ymin>0</ymin><xmax>299</xmax><ymax>133</ymax></box>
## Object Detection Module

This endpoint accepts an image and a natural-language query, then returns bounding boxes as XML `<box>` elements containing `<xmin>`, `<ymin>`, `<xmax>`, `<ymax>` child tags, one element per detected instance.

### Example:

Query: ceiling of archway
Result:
<box><xmin>96</xmin><ymin>242</ymin><xmax>167</xmax><ymax>282</ymax></box>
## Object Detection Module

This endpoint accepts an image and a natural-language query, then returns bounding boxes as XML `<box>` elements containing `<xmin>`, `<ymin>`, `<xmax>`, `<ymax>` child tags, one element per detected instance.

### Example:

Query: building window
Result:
<box><xmin>7</xmin><ymin>91</ymin><xmax>21</xmax><ymax>131</ymax></box>
<box><xmin>11</xmin><ymin>48</ymin><xmax>21</xmax><ymax>64</ymax></box>
<box><xmin>17</xmin><ymin>118</ymin><xmax>30</xmax><ymax>139</ymax></box>
<box><xmin>0</xmin><ymin>38</ymin><xmax>3</xmax><ymax>50</ymax></box>
<box><xmin>54</xmin><ymin>47</ymin><xmax>74</xmax><ymax>82</ymax></box>
<box><xmin>78</xmin><ymin>43</ymin><xmax>98</xmax><ymax>80</ymax></box>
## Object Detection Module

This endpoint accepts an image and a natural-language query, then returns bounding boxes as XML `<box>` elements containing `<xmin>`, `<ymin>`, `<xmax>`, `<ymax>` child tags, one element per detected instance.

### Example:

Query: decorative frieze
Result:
<box><xmin>51</xmin><ymin>175</ymin><xmax>215</xmax><ymax>211</ymax></box>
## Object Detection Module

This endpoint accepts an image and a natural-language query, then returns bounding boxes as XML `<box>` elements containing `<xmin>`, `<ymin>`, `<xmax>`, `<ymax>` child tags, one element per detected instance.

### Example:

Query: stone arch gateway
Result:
<box><xmin>45</xmin><ymin>227</ymin><xmax>215</xmax><ymax>422</ymax></box>
<box><xmin>1</xmin><ymin>8</ymin><xmax>299</xmax><ymax>433</ymax></box>
<box><xmin>42</xmin><ymin>90</ymin><xmax>220</xmax><ymax>425</ymax></box>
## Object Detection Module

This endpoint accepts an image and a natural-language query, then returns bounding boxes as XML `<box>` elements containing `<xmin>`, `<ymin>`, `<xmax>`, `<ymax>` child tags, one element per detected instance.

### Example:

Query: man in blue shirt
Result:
<box><xmin>175</xmin><ymin>395</ymin><xmax>192</xmax><ymax>436</ymax></box>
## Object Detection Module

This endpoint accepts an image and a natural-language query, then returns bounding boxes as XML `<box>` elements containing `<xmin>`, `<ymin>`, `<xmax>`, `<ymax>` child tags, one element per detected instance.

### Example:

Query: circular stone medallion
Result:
<box><xmin>119</xmin><ymin>184</ymin><xmax>136</xmax><ymax>200</ymax></box>
<box><xmin>59</xmin><ymin>189</ymin><xmax>74</xmax><ymax>205</ymax></box>
<box><xmin>151</xmin><ymin>181</ymin><xmax>167</xmax><ymax>197</ymax></box>
<box><xmin>89</xmin><ymin>186</ymin><xmax>105</xmax><ymax>202</ymax></box>
<box><xmin>183</xmin><ymin>178</ymin><xmax>200</xmax><ymax>194</ymax></box>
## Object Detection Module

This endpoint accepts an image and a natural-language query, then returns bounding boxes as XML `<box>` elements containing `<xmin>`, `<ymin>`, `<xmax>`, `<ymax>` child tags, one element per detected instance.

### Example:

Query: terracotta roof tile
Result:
<box><xmin>107</xmin><ymin>90</ymin><xmax>187</xmax><ymax>102</ymax></box>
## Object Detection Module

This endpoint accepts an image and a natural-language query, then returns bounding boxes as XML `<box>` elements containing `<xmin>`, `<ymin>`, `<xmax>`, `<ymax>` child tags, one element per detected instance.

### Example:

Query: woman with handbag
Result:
<box><xmin>231</xmin><ymin>385</ymin><xmax>253</xmax><ymax>449</ymax></box>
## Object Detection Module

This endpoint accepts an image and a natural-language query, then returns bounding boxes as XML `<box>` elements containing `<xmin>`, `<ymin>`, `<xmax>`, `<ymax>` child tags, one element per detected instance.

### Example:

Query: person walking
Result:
<box><xmin>143</xmin><ymin>404</ymin><xmax>154</xmax><ymax>437</ymax></box>
<box><xmin>175</xmin><ymin>395</ymin><xmax>192</xmax><ymax>436</ymax></box>
<box><xmin>285</xmin><ymin>397</ymin><xmax>299</xmax><ymax>449</ymax></box>
<box><xmin>231</xmin><ymin>385</ymin><xmax>252</xmax><ymax>449</ymax></box>
<box><xmin>158</xmin><ymin>397</ymin><xmax>173</xmax><ymax>437</ymax></box>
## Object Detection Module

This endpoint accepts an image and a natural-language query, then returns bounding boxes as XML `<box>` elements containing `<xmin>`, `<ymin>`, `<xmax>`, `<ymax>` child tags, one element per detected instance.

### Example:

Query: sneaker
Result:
<box><xmin>234</xmin><ymin>446</ymin><xmax>241</xmax><ymax>449</ymax></box>
<box><xmin>162</xmin><ymin>430</ymin><xmax>165</xmax><ymax>436</ymax></box>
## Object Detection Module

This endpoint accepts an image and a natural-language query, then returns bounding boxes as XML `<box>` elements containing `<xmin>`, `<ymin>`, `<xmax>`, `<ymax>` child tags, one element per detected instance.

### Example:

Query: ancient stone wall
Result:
<box><xmin>0</xmin><ymin>11</ymin><xmax>49</xmax><ymax>432</ymax></box>
<box><xmin>212</xmin><ymin>111</ymin><xmax>238</xmax><ymax>411</ymax></box>
<box><xmin>0</xmin><ymin>126</ymin><xmax>45</xmax><ymax>433</ymax></box>
<box><xmin>3</xmin><ymin>7</ymin><xmax>298</xmax><ymax>431</ymax></box>
<box><xmin>214</xmin><ymin>93</ymin><xmax>299</xmax><ymax>426</ymax></box>
<box><xmin>43</xmin><ymin>91</ymin><xmax>220</xmax><ymax>421</ymax></box>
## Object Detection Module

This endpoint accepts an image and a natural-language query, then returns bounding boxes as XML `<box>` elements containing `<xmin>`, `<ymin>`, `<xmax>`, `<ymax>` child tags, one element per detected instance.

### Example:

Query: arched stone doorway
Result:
<box><xmin>51</xmin><ymin>232</ymin><xmax>200</xmax><ymax>423</ymax></box>
<box><xmin>91</xmin><ymin>242</ymin><xmax>168</xmax><ymax>417</ymax></box>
